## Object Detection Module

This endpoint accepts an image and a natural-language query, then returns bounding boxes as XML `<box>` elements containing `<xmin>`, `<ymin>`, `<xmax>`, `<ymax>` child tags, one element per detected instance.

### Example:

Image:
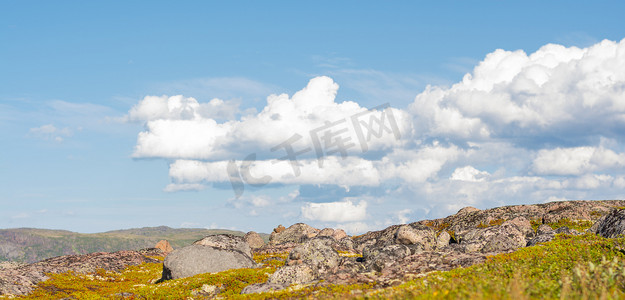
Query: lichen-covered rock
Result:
<box><xmin>269</xmin><ymin>223</ymin><xmax>320</xmax><ymax>245</ymax></box>
<box><xmin>394</xmin><ymin>224</ymin><xmax>437</xmax><ymax>250</ymax></box>
<box><xmin>590</xmin><ymin>209</ymin><xmax>625</xmax><ymax>238</ymax></box>
<box><xmin>160</xmin><ymin>245</ymin><xmax>256</xmax><ymax>280</ymax></box>
<box><xmin>267</xmin><ymin>264</ymin><xmax>315</xmax><ymax>285</ymax></box>
<box><xmin>286</xmin><ymin>237</ymin><xmax>339</xmax><ymax>275</ymax></box>
<box><xmin>193</xmin><ymin>234</ymin><xmax>252</xmax><ymax>258</ymax></box>
<box><xmin>318</xmin><ymin>228</ymin><xmax>335</xmax><ymax>237</ymax></box>
<box><xmin>460</xmin><ymin>223</ymin><xmax>526</xmax><ymax>253</ymax></box>
<box><xmin>363</xmin><ymin>244</ymin><xmax>411</xmax><ymax>272</ymax></box>
<box><xmin>244</xmin><ymin>231</ymin><xmax>265</xmax><ymax>249</ymax></box>
<box><xmin>332</xmin><ymin>229</ymin><xmax>348</xmax><ymax>240</ymax></box>
<box><xmin>241</xmin><ymin>282</ymin><xmax>287</xmax><ymax>294</ymax></box>
<box><xmin>0</xmin><ymin>251</ymin><xmax>159</xmax><ymax>296</ymax></box>
<box><xmin>436</xmin><ymin>231</ymin><xmax>451</xmax><ymax>249</ymax></box>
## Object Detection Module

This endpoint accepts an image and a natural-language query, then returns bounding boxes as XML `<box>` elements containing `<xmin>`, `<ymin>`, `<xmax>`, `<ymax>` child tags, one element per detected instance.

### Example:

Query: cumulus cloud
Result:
<box><xmin>132</xmin><ymin>76</ymin><xmax>412</xmax><ymax>160</ymax></box>
<box><xmin>128</xmin><ymin>38</ymin><xmax>625</xmax><ymax>232</ymax></box>
<box><xmin>301</xmin><ymin>200</ymin><xmax>367</xmax><ymax>222</ymax></box>
<box><xmin>532</xmin><ymin>146</ymin><xmax>625</xmax><ymax>175</ymax></box>
<box><xmin>410</xmin><ymin>39</ymin><xmax>625</xmax><ymax>142</ymax></box>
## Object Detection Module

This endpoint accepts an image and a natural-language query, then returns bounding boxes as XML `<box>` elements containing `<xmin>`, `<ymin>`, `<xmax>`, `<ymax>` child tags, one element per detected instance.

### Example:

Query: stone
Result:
<box><xmin>154</xmin><ymin>240</ymin><xmax>173</xmax><ymax>254</ymax></box>
<box><xmin>536</xmin><ymin>224</ymin><xmax>554</xmax><ymax>235</ymax></box>
<box><xmin>436</xmin><ymin>231</ymin><xmax>451</xmax><ymax>249</ymax></box>
<box><xmin>269</xmin><ymin>223</ymin><xmax>320</xmax><ymax>245</ymax></box>
<box><xmin>457</xmin><ymin>206</ymin><xmax>481</xmax><ymax>215</ymax></box>
<box><xmin>363</xmin><ymin>244</ymin><xmax>411</xmax><ymax>272</ymax></box>
<box><xmin>394</xmin><ymin>224</ymin><xmax>437</xmax><ymax>250</ymax></box>
<box><xmin>318</xmin><ymin>228</ymin><xmax>335</xmax><ymax>237</ymax></box>
<box><xmin>160</xmin><ymin>245</ymin><xmax>256</xmax><ymax>280</ymax></box>
<box><xmin>0</xmin><ymin>250</ymin><xmax>158</xmax><ymax>296</ymax></box>
<box><xmin>244</xmin><ymin>231</ymin><xmax>265</xmax><ymax>249</ymax></box>
<box><xmin>591</xmin><ymin>209</ymin><xmax>625</xmax><ymax>238</ymax></box>
<box><xmin>267</xmin><ymin>264</ymin><xmax>315</xmax><ymax>285</ymax></box>
<box><xmin>274</xmin><ymin>225</ymin><xmax>286</xmax><ymax>233</ymax></box>
<box><xmin>504</xmin><ymin>217</ymin><xmax>533</xmax><ymax>238</ymax></box>
<box><xmin>241</xmin><ymin>282</ymin><xmax>287</xmax><ymax>294</ymax></box>
<box><xmin>286</xmin><ymin>237</ymin><xmax>340</xmax><ymax>275</ymax></box>
<box><xmin>332</xmin><ymin>229</ymin><xmax>348</xmax><ymax>240</ymax></box>
<box><xmin>460</xmin><ymin>223</ymin><xmax>526</xmax><ymax>253</ymax></box>
<box><xmin>526</xmin><ymin>233</ymin><xmax>555</xmax><ymax>246</ymax></box>
<box><xmin>193</xmin><ymin>234</ymin><xmax>252</xmax><ymax>258</ymax></box>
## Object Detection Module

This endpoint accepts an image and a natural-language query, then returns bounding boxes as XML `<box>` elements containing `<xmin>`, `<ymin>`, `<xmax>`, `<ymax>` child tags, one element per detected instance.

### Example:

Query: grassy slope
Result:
<box><xmin>0</xmin><ymin>226</ymin><xmax>269</xmax><ymax>263</ymax></box>
<box><xmin>7</xmin><ymin>233</ymin><xmax>625</xmax><ymax>299</ymax></box>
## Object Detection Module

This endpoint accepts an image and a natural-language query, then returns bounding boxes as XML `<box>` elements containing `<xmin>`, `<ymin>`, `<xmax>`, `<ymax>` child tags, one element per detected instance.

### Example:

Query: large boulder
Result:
<box><xmin>394</xmin><ymin>224</ymin><xmax>437</xmax><ymax>251</ymax></box>
<box><xmin>269</xmin><ymin>223</ymin><xmax>320</xmax><ymax>245</ymax></box>
<box><xmin>362</xmin><ymin>244</ymin><xmax>411</xmax><ymax>272</ymax></box>
<box><xmin>459</xmin><ymin>221</ymin><xmax>526</xmax><ymax>253</ymax></box>
<box><xmin>590</xmin><ymin>209</ymin><xmax>625</xmax><ymax>238</ymax></box>
<box><xmin>193</xmin><ymin>234</ymin><xmax>252</xmax><ymax>258</ymax></box>
<box><xmin>267</xmin><ymin>264</ymin><xmax>315</xmax><ymax>286</ymax></box>
<box><xmin>160</xmin><ymin>245</ymin><xmax>256</xmax><ymax>280</ymax></box>
<box><xmin>244</xmin><ymin>231</ymin><xmax>265</xmax><ymax>249</ymax></box>
<box><xmin>286</xmin><ymin>237</ymin><xmax>340</xmax><ymax>275</ymax></box>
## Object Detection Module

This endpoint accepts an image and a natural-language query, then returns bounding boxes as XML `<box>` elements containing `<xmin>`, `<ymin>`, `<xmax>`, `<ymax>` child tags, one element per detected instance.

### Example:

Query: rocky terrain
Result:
<box><xmin>0</xmin><ymin>226</ymin><xmax>265</xmax><ymax>263</ymax></box>
<box><xmin>2</xmin><ymin>200</ymin><xmax>625</xmax><ymax>299</ymax></box>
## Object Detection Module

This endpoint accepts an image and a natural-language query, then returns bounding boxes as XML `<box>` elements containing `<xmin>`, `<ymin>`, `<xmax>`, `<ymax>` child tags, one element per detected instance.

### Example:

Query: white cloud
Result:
<box><xmin>450</xmin><ymin>166</ymin><xmax>490</xmax><ymax>182</ymax></box>
<box><xmin>132</xmin><ymin>76</ymin><xmax>412</xmax><ymax>160</ymax></box>
<box><xmin>163</xmin><ymin>183</ymin><xmax>206</xmax><ymax>192</ymax></box>
<box><xmin>29</xmin><ymin>124</ymin><xmax>73</xmax><ymax>142</ymax></box>
<box><xmin>532</xmin><ymin>146</ymin><xmax>625</xmax><ymax>175</ymax></box>
<box><xmin>128</xmin><ymin>38</ymin><xmax>625</xmax><ymax>228</ymax></box>
<box><xmin>301</xmin><ymin>200</ymin><xmax>367</xmax><ymax>222</ymax></box>
<box><xmin>127</xmin><ymin>95</ymin><xmax>240</xmax><ymax>122</ymax></box>
<box><xmin>410</xmin><ymin>39</ymin><xmax>625</xmax><ymax>141</ymax></box>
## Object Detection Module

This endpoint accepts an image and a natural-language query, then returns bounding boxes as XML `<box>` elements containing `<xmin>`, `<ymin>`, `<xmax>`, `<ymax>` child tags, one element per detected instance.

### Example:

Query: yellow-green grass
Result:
<box><xmin>364</xmin><ymin>234</ymin><xmax>625</xmax><ymax>299</ymax></box>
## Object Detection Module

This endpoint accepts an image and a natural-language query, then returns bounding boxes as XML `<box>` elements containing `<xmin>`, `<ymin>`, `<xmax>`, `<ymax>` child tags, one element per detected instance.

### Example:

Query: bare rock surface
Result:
<box><xmin>244</xmin><ymin>231</ymin><xmax>265</xmax><ymax>249</ymax></box>
<box><xmin>591</xmin><ymin>209</ymin><xmax>625</xmax><ymax>238</ymax></box>
<box><xmin>0</xmin><ymin>250</ymin><xmax>159</xmax><ymax>296</ymax></box>
<box><xmin>154</xmin><ymin>240</ymin><xmax>173</xmax><ymax>254</ymax></box>
<box><xmin>193</xmin><ymin>234</ymin><xmax>252</xmax><ymax>258</ymax></box>
<box><xmin>160</xmin><ymin>245</ymin><xmax>256</xmax><ymax>280</ymax></box>
<box><xmin>269</xmin><ymin>223</ymin><xmax>320</xmax><ymax>245</ymax></box>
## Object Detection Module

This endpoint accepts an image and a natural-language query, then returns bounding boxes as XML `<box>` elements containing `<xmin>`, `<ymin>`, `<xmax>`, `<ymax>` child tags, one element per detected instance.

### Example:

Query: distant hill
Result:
<box><xmin>0</xmin><ymin>226</ymin><xmax>269</xmax><ymax>263</ymax></box>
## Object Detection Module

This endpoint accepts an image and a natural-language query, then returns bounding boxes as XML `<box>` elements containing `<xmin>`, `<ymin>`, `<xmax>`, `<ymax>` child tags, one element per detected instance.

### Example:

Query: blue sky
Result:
<box><xmin>2</xmin><ymin>1</ymin><xmax>625</xmax><ymax>234</ymax></box>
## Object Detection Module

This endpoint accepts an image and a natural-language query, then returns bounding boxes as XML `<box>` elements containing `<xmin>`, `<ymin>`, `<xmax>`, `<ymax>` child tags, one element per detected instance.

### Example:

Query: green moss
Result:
<box><xmin>530</xmin><ymin>219</ymin><xmax>543</xmax><ymax>233</ymax></box>
<box><xmin>547</xmin><ymin>218</ymin><xmax>594</xmax><ymax>232</ymax></box>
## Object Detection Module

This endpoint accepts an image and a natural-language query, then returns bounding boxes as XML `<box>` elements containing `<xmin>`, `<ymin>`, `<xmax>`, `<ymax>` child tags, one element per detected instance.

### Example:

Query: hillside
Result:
<box><xmin>0</xmin><ymin>226</ymin><xmax>269</xmax><ymax>263</ymax></box>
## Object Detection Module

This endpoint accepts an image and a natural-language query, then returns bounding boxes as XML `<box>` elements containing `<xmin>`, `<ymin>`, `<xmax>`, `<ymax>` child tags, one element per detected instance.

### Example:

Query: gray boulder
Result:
<box><xmin>460</xmin><ymin>222</ymin><xmax>526</xmax><ymax>253</ymax></box>
<box><xmin>362</xmin><ymin>244</ymin><xmax>411</xmax><ymax>272</ymax></box>
<box><xmin>161</xmin><ymin>245</ymin><xmax>256</xmax><ymax>280</ymax></box>
<box><xmin>591</xmin><ymin>209</ymin><xmax>625</xmax><ymax>238</ymax></box>
<box><xmin>267</xmin><ymin>264</ymin><xmax>315</xmax><ymax>286</ymax></box>
<box><xmin>193</xmin><ymin>234</ymin><xmax>252</xmax><ymax>258</ymax></box>
<box><xmin>286</xmin><ymin>237</ymin><xmax>340</xmax><ymax>275</ymax></box>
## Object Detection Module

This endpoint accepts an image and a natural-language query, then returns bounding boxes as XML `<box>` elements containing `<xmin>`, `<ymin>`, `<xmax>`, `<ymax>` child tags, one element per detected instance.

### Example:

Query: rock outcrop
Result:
<box><xmin>193</xmin><ymin>234</ymin><xmax>252</xmax><ymax>258</ymax></box>
<box><xmin>160</xmin><ymin>245</ymin><xmax>256</xmax><ymax>281</ymax></box>
<box><xmin>244</xmin><ymin>231</ymin><xmax>265</xmax><ymax>249</ymax></box>
<box><xmin>590</xmin><ymin>209</ymin><xmax>625</xmax><ymax>238</ymax></box>
<box><xmin>154</xmin><ymin>240</ymin><xmax>173</xmax><ymax>255</ymax></box>
<box><xmin>269</xmin><ymin>223</ymin><xmax>320</xmax><ymax>245</ymax></box>
<box><xmin>0</xmin><ymin>250</ymin><xmax>159</xmax><ymax>296</ymax></box>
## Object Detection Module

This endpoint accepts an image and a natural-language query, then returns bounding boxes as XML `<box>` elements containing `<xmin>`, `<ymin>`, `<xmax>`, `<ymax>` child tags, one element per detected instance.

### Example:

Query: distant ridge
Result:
<box><xmin>0</xmin><ymin>226</ymin><xmax>269</xmax><ymax>263</ymax></box>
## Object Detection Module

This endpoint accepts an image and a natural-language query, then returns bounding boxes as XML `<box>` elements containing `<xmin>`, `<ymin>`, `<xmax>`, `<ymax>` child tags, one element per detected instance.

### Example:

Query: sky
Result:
<box><xmin>1</xmin><ymin>1</ymin><xmax>625</xmax><ymax>234</ymax></box>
